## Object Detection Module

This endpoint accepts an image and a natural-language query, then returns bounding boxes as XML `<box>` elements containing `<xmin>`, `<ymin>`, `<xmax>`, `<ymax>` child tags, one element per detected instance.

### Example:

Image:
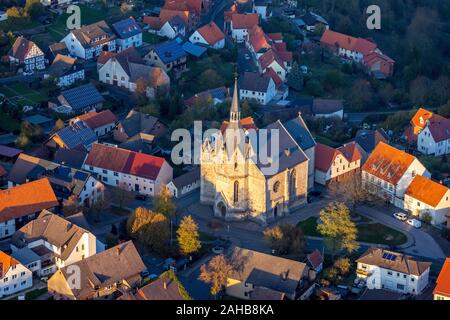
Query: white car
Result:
<box><xmin>244</xmin><ymin>54</ymin><xmax>250</xmax><ymax>60</ymax></box>
<box><xmin>393</xmin><ymin>212</ymin><xmax>408</xmax><ymax>221</ymax></box>
<box><xmin>407</xmin><ymin>219</ymin><xmax>422</xmax><ymax>228</ymax></box>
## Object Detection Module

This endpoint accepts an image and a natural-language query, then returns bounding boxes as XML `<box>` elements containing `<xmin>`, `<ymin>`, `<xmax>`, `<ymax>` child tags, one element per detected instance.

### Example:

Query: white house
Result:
<box><xmin>84</xmin><ymin>143</ymin><xmax>173</xmax><ymax>196</ymax></box>
<box><xmin>258</xmin><ymin>49</ymin><xmax>288</xmax><ymax>81</ymax></box>
<box><xmin>321</xmin><ymin>30</ymin><xmax>377</xmax><ymax>63</ymax></box>
<box><xmin>417</xmin><ymin>116</ymin><xmax>450</xmax><ymax>156</ymax></box>
<box><xmin>404</xmin><ymin>175</ymin><xmax>450</xmax><ymax>226</ymax></box>
<box><xmin>189</xmin><ymin>22</ymin><xmax>225</xmax><ymax>49</ymax></box>
<box><xmin>0</xmin><ymin>251</ymin><xmax>33</xmax><ymax>298</ymax></box>
<box><xmin>362</xmin><ymin>142</ymin><xmax>430</xmax><ymax>209</ymax></box>
<box><xmin>10</xmin><ymin>210</ymin><xmax>98</xmax><ymax>277</ymax></box>
<box><xmin>98</xmin><ymin>47</ymin><xmax>170</xmax><ymax>98</ymax></box>
<box><xmin>47</xmin><ymin>54</ymin><xmax>85</xmax><ymax>87</ymax></box>
<box><xmin>158</xmin><ymin>16</ymin><xmax>186</xmax><ymax>39</ymax></box>
<box><xmin>231</xmin><ymin>13</ymin><xmax>259</xmax><ymax>42</ymax></box>
<box><xmin>239</xmin><ymin>71</ymin><xmax>277</xmax><ymax>105</ymax></box>
<box><xmin>314</xmin><ymin>142</ymin><xmax>361</xmax><ymax>186</ymax></box>
<box><xmin>62</xmin><ymin>20</ymin><xmax>116</xmax><ymax>60</ymax></box>
<box><xmin>112</xmin><ymin>17</ymin><xmax>142</xmax><ymax>51</ymax></box>
<box><xmin>166</xmin><ymin>167</ymin><xmax>200</xmax><ymax>198</ymax></box>
<box><xmin>312</xmin><ymin>99</ymin><xmax>344</xmax><ymax>120</ymax></box>
<box><xmin>70</xmin><ymin>110</ymin><xmax>117</xmax><ymax>137</ymax></box>
<box><xmin>434</xmin><ymin>258</ymin><xmax>450</xmax><ymax>300</ymax></box>
<box><xmin>356</xmin><ymin>247</ymin><xmax>431</xmax><ymax>295</ymax></box>
<box><xmin>8</xmin><ymin>36</ymin><xmax>45</xmax><ymax>72</ymax></box>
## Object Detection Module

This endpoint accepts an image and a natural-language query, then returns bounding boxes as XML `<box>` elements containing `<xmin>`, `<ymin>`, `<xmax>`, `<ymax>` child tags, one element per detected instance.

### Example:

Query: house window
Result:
<box><xmin>273</xmin><ymin>181</ymin><xmax>280</xmax><ymax>193</ymax></box>
<box><xmin>234</xmin><ymin>181</ymin><xmax>239</xmax><ymax>204</ymax></box>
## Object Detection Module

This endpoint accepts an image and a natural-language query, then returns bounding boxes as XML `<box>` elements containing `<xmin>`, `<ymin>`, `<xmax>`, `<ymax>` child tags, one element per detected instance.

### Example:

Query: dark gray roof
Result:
<box><xmin>119</xmin><ymin>136</ymin><xmax>154</xmax><ymax>155</ymax></box>
<box><xmin>60</xmin><ymin>84</ymin><xmax>104</xmax><ymax>111</ymax></box>
<box><xmin>229</xmin><ymin>246</ymin><xmax>307</xmax><ymax>295</ymax></box>
<box><xmin>23</xmin><ymin>114</ymin><xmax>53</xmax><ymax>126</ymax></box>
<box><xmin>283</xmin><ymin>114</ymin><xmax>316</xmax><ymax>151</ymax></box>
<box><xmin>312</xmin><ymin>99</ymin><xmax>343</xmax><ymax>115</ymax></box>
<box><xmin>55</xmin><ymin>121</ymin><xmax>98</xmax><ymax>150</ymax></box>
<box><xmin>240</xmin><ymin>72</ymin><xmax>272</xmax><ymax>92</ymax></box>
<box><xmin>11</xmin><ymin>247</ymin><xmax>41</xmax><ymax>265</ymax></box>
<box><xmin>355</xmin><ymin>129</ymin><xmax>389</xmax><ymax>154</ymax></box>
<box><xmin>171</xmin><ymin>167</ymin><xmax>200</xmax><ymax>189</ymax></box>
<box><xmin>54</xmin><ymin>148</ymin><xmax>88</xmax><ymax>169</ymax></box>
<box><xmin>301</xmin><ymin>12</ymin><xmax>329</xmax><ymax>26</ymax></box>
<box><xmin>112</xmin><ymin>17</ymin><xmax>142</xmax><ymax>39</ymax></box>
<box><xmin>120</xmin><ymin>110</ymin><xmax>162</xmax><ymax>138</ymax></box>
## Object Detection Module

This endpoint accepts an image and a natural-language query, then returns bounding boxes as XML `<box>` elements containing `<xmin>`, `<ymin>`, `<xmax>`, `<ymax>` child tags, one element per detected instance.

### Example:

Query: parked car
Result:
<box><xmin>393</xmin><ymin>212</ymin><xmax>408</xmax><ymax>221</ymax></box>
<box><xmin>244</xmin><ymin>54</ymin><xmax>250</xmax><ymax>60</ymax></box>
<box><xmin>135</xmin><ymin>194</ymin><xmax>148</xmax><ymax>201</ymax></box>
<box><xmin>212</xmin><ymin>246</ymin><xmax>224</xmax><ymax>255</ymax></box>
<box><xmin>407</xmin><ymin>218</ymin><xmax>422</xmax><ymax>228</ymax></box>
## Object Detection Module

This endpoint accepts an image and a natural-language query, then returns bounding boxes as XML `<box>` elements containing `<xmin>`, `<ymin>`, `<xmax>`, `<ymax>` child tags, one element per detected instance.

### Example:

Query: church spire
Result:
<box><xmin>230</xmin><ymin>75</ymin><xmax>240</xmax><ymax>125</ymax></box>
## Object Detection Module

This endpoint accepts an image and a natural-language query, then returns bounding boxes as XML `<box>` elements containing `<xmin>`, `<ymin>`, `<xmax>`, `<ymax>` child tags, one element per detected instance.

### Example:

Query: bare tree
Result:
<box><xmin>107</xmin><ymin>182</ymin><xmax>134</xmax><ymax>209</ymax></box>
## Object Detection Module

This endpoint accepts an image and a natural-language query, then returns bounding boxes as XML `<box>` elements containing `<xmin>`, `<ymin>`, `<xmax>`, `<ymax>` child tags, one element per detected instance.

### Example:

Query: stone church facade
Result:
<box><xmin>200</xmin><ymin>79</ymin><xmax>310</xmax><ymax>225</ymax></box>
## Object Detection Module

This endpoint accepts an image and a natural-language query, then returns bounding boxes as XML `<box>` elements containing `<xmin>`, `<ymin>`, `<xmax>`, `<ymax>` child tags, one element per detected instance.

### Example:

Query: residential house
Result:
<box><xmin>7</xmin><ymin>153</ymin><xmax>104</xmax><ymax>208</ymax></box>
<box><xmin>166</xmin><ymin>167</ymin><xmax>200</xmax><ymax>198</ymax></box>
<box><xmin>46</xmin><ymin>121</ymin><xmax>98</xmax><ymax>152</ymax></box>
<box><xmin>403</xmin><ymin>108</ymin><xmax>434</xmax><ymax>143</ymax></box>
<box><xmin>84</xmin><ymin>143</ymin><xmax>173</xmax><ymax>196</ymax></box>
<box><xmin>354</xmin><ymin>129</ymin><xmax>389</xmax><ymax>163</ymax></box>
<box><xmin>47</xmin><ymin>54</ymin><xmax>85</xmax><ymax>87</ymax></box>
<box><xmin>225</xmin><ymin>247</ymin><xmax>311</xmax><ymax>300</ymax></box>
<box><xmin>314</xmin><ymin>142</ymin><xmax>361</xmax><ymax>186</ymax></box>
<box><xmin>114</xmin><ymin>110</ymin><xmax>167</xmax><ymax>144</ymax></box>
<box><xmin>112</xmin><ymin>17</ymin><xmax>143</xmax><ymax>51</ymax></box>
<box><xmin>48</xmin><ymin>83</ymin><xmax>104</xmax><ymax>114</ymax></box>
<box><xmin>239</xmin><ymin>71</ymin><xmax>277</xmax><ymax>105</ymax></box>
<box><xmin>10</xmin><ymin>210</ymin><xmax>98</xmax><ymax>277</ymax></box>
<box><xmin>253</xmin><ymin>0</ymin><xmax>272</xmax><ymax>20</ymax></box>
<box><xmin>10</xmin><ymin>247</ymin><xmax>42</xmax><ymax>276</ymax></box>
<box><xmin>8</xmin><ymin>36</ymin><xmax>45</xmax><ymax>72</ymax></box>
<box><xmin>53</xmin><ymin>149</ymin><xmax>88</xmax><ymax>170</ymax></box>
<box><xmin>160</xmin><ymin>0</ymin><xmax>209</xmax><ymax>32</ymax></box>
<box><xmin>69</xmin><ymin>110</ymin><xmax>117</xmax><ymax>137</ymax></box>
<box><xmin>417</xmin><ymin>115</ymin><xmax>450</xmax><ymax>156</ymax></box>
<box><xmin>404</xmin><ymin>175</ymin><xmax>450</xmax><ymax>226</ymax></box>
<box><xmin>189</xmin><ymin>22</ymin><xmax>225</xmax><ymax>49</ymax></box>
<box><xmin>320</xmin><ymin>29</ymin><xmax>394</xmax><ymax>78</ymax></box>
<box><xmin>356</xmin><ymin>247</ymin><xmax>431</xmax><ymax>295</ymax></box>
<box><xmin>45</xmin><ymin>42</ymin><xmax>70</xmax><ymax>64</ymax></box>
<box><xmin>434</xmin><ymin>258</ymin><xmax>450</xmax><ymax>300</ymax></box>
<box><xmin>362</xmin><ymin>142</ymin><xmax>430</xmax><ymax>209</ymax></box>
<box><xmin>283</xmin><ymin>113</ymin><xmax>317</xmax><ymax>190</ymax></box>
<box><xmin>144</xmin><ymin>15</ymin><xmax>186</xmax><ymax>39</ymax></box>
<box><xmin>299</xmin><ymin>11</ymin><xmax>329</xmax><ymax>32</ymax></box>
<box><xmin>0</xmin><ymin>250</ymin><xmax>33</xmax><ymax>298</ymax></box>
<box><xmin>144</xmin><ymin>39</ymin><xmax>187</xmax><ymax>75</ymax></box>
<box><xmin>184</xmin><ymin>86</ymin><xmax>229</xmax><ymax>108</ymax></box>
<box><xmin>48</xmin><ymin>241</ymin><xmax>146</xmax><ymax>300</ymax></box>
<box><xmin>62</xmin><ymin>21</ymin><xmax>116</xmax><ymax>60</ymax></box>
<box><xmin>230</xmin><ymin>13</ymin><xmax>259</xmax><ymax>42</ymax></box>
<box><xmin>312</xmin><ymin>99</ymin><xmax>344</xmax><ymax>119</ymax></box>
<box><xmin>99</xmin><ymin>47</ymin><xmax>170</xmax><ymax>98</ymax></box>
<box><xmin>307</xmin><ymin>249</ymin><xmax>324</xmax><ymax>273</ymax></box>
<box><xmin>0</xmin><ymin>178</ymin><xmax>58</xmax><ymax>239</ymax></box>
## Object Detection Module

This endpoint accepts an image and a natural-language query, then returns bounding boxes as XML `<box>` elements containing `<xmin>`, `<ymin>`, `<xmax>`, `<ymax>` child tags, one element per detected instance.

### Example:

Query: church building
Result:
<box><xmin>200</xmin><ymin>78</ymin><xmax>311</xmax><ymax>225</ymax></box>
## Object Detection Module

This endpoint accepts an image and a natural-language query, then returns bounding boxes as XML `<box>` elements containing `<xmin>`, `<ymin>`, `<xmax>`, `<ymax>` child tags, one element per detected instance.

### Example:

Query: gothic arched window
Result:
<box><xmin>289</xmin><ymin>169</ymin><xmax>297</xmax><ymax>198</ymax></box>
<box><xmin>234</xmin><ymin>181</ymin><xmax>239</xmax><ymax>204</ymax></box>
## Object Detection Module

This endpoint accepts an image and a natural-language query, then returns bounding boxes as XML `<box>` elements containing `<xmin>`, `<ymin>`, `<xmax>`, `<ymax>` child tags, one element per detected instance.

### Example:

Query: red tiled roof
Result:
<box><xmin>307</xmin><ymin>249</ymin><xmax>323</xmax><ymax>269</ymax></box>
<box><xmin>268</xmin><ymin>33</ymin><xmax>283</xmax><ymax>41</ymax></box>
<box><xmin>406</xmin><ymin>175</ymin><xmax>449</xmax><ymax>207</ymax></box>
<box><xmin>248</xmin><ymin>25</ymin><xmax>271</xmax><ymax>53</ymax></box>
<box><xmin>143</xmin><ymin>16</ymin><xmax>164</xmax><ymax>29</ymax></box>
<box><xmin>97</xmin><ymin>51</ymin><xmax>116</xmax><ymax>65</ymax></box>
<box><xmin>231</xmin><ymin>13</ymin><xmax>259</xmax><ymax>29</ymax></box>
<box><xmin>196</xmin><ymin>22</ymin><xmax>224</xmax><ymax>45</ymax></box>
<box><xmin>0</xmin><ymin>250</ymin><xmax>19</xmax><ymax>278</ymax></box>
<box><xmin>315</xmin><ymin>143</ymin><xmax>339</xmax><ymax>172</ymax></box>
<box><xmin>85</xmin><ymin>143</ymin><xmax>166</xmax><ymax>180</ymax></box>
<box><xmin>364</xmin><ymin>51</ymin><xmax>395</xmax><ymax>65</ymax></box>
<box><xmin>0</xmin><ymin>178</ymin><xmax>58</xmax><ymax>223</ymax></box>
<box><xmin>259</xmin><ymin>49</ymin><xmax>285</xmax><ymax>71</ymax></box>
<box><xmin>426</xmin><ymin>115</ymin><xmax>450</xmax><ymax>143</ymax></box>
<box><xmin>164</xmin><ymin>0</ymin><xmax>203</xmax><ymax>14</ymax></box>
<box><xmin>338</xmin><ymin>142</ymin><xmax>361</xmax><ymax>163</ymax></box>
<box><xmin>320</xmin><ymin>30</ymin><xmax>377</xmax><ymax>55</ymax></box>
<box><xmin>8</xmin><ymin>36</ymin><xmax>42</xmax><ymax>61</ymax></box>
<box><xmin>75</xmin><ymin>110</ymin><xmax>117</xmax><ymax>129</ymax></box>
<box><xmin>159</xmin><ymin>8</ymin><xmax>190</xmax><ymax>26</ymax></box>
<box><xmin>434</xmin><ymin>258</ymin><xmax>450</xmax><ymax>298</ymax></box>
<box><xmin>362</xmin><ymin>142</ymin><xmax>417</xmax><ymax>185</ymax></box>
<box><xmin>264</xmin><ymin>67</ymin><xmax>283</xmax><ymax>88</ymax></box>
<box><xmin>220</xmin><ymin>117</ymin><xmax>257</xmax><ymax>133</ymax></box>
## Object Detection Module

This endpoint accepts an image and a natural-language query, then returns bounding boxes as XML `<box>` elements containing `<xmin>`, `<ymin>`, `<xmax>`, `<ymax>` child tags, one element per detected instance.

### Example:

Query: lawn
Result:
<box><xmin>298</xmin><ymin>217</ymin><xmax>408</xmax><ymax>246</ymax></box>
<box><xmin>0</xmin><ymin>84</ymin><xmax>49</xmax><ymax>107</ymax></box>
<box><xmin>0</xmin><ymin>111</ymin><xmax>21</xmax><ymax>133</ymax></box>
<box><xmin>0</xmin><ymin>17</ymin><xmax>40</xmax><ymax>33</ymax></box>
<box><xmin>313</xmin><ymin>134</ymin><xmax>341</xmax><ymax>148</ymax></box>
<box><xmin>25</xmin><ymin>288</ymin><xmax>48</xmax><ymax>300</ymax></box>
<box><xmin>142</xmin><ymin>32</ymin><xmax>166</xmax><ymax>44</ymax></box>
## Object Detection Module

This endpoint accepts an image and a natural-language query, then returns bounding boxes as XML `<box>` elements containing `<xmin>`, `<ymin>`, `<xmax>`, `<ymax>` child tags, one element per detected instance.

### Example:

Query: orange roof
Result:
<box><xmin>97</xmin><ymin>51</ymin><xmax>116</xmax><ymax>65</ymax></box>
<box><xmin>362</xmin><ymin>142</ymin><xmax>416</xmax><ymax>185</ymax></box>
<box><xmin>160</xmin><ymin>8</ymin><xmax>190</xmax><ymax>26</ymax></box>
<box><xmin>220</xmin><ymin>117</ymin><xmax>257</xmax><ymax>133</ymax></box>
<box><xmin>406</xmin><ymin>175</ymin><xmax>449</xmax><ymax>207</ymax></box>
<box><xmin>248</xmin><ymin>25</ymin><xmax>271</xmax><ymax>53</ymax></box>
<box><xmin>231</xmin><ymin>13</ymin><xmax>259</xmax><ymax>29</ymax></box>
<box><xmin>0</xmin><ymin>250</ymin><xmax>19</xmax><ymax>278</ymax></box>
<box><xmin>76</xmin><ymin>110</ymin><xmax>117</xmax><ymax>129</ymax></box>
<box><xmin>164</xmin><ymin>0</ymin><xmax>203</xmax><ymax>14</ymax></box>
<box><xmin>196</xmin><ymin>22</ymin><xmax>224</xmax><ymax>45</ymax></box>
<box><xmin>0</xmin><ymin>178</ymin><xmax>58</xmax><ymax>223</ymax></box>
<box><xmin>143</xmin><ymin>16</ymin><xmax>163</xmax><ymax>29</ymax></box>
<box><xmin>320</xmin><ymin>30</ymin><xmax>377</xmax><ymax>55</ymax></box>
<box><xmin>434</xmin><ymin>258</ymin><xmax>450</xmax><ymax>298</ymax></box>
<box><xmin>411</xmin><ymin>108</ymin><xmax>434</xmax><ymax>130</ymax></box>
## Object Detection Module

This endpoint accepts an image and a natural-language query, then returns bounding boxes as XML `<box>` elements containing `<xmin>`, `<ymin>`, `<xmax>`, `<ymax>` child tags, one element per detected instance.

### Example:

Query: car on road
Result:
<box><xmin>407</xmin><ymin>218</ymin><xmax>422</xmax><ymax>228</ymax></box>
<box><xmin>135</xmin><ymin>194</ymin><xmax>148</xmax><ymax>201</ymax></box>
<box><xmin>244</xmin><ymin>54</ymin><xmax>250</xmax><ymax>60</ymax></box>
<box><xmin>393</xmin><ymin>212</ymin><xmax>408</xmax><ymax>221</ymax></box>
<box><xmin>212</xmin><ymin>246</ymin><xmax>224</xmax><ymax>255</ymax></box>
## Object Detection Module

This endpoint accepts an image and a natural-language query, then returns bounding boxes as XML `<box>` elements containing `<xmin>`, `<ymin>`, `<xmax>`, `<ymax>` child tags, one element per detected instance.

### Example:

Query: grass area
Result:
<box><xmin>0</xmin><ymin>17</ymin><xmax>40</xmax><ymax>33</ymax></box>
<box><xmin>142</xmin><ymin>32</ymin><xmax>166</xmax><ymax>44</ymax></box>
<box><xmin>298</xmin><ymin>217</ymin><xmax>408</xmax><ymax>246</ymax></box>
<box><xmin>418</xmin><ymin>155</ymin><xmax>450</xmax><ymax>180</ymax></box>
<box><xmin>0</xmin><ymin>111</ymin><xmax>21</xmax><ymax>133</ymax></box>
<box><xmin>25</xmin><ymin>288</ymin><xmax>48</xmax><ymax>300</ymax></box>
<box><xmin>0</xmin><ymin>84</ymin><xmax>49</xmax><ymax>107</ymax></box>
<box><xmin>313</xmin><ymin>134</ymin><xmax>341</xmax><ymax>148</ymax></box>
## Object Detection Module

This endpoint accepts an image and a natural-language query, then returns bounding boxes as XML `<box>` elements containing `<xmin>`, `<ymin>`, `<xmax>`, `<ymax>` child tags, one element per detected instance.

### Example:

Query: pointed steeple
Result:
<box><xmin>229</xmin><ymin>75</ymin><xmax>240</xmax><ymax>125</ymax></box>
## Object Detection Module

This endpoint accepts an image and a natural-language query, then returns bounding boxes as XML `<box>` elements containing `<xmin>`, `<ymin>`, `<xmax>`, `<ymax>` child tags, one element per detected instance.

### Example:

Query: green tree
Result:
<box><xmin>199</xmin><ymin>254</ymin><xmax>233</xmax><ymax>298</ymax></box>
<box><xmin>25</xmin><ymin>0</ymin><xmax>44</xmax><ymax>18</ymax></box>
<box><xmin>287</xmin><ymin>62</ymin><xmax>304</xmax><ymax>91</ymax></box>
<box><xmin>177</xmin><ymin>215</ymin><xmax>201</xmax><ymax>256</ymax></box>
<box><xmin>438</xmin><ymin>99</ymin><xmax>450</xmax><ymax>118</ymax></box>
<box><xmin>154</xmin><ymin>186</ymin><xmax>176</xmax><ymax>218</ymax></box>
<box><xmin>317</xmin><ymin>202</ymin><xmax>358</xmax><ymax>258</ymax></box>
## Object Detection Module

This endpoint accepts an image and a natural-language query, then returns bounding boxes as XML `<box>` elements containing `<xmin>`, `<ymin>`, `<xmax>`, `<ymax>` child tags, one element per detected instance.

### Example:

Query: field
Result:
<box><xmin>0</xmin><ymin>83</ymin><xmax>48</xmax><ymax>107</ymax></box>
